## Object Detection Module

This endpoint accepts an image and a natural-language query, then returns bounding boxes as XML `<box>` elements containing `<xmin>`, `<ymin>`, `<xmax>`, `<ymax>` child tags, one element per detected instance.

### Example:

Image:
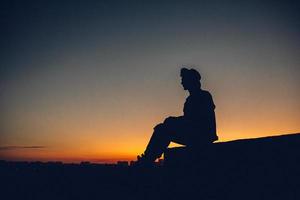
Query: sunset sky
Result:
<box><xmin>1</xmin><ymin>0</ymin><xmax>299</xmax><ymax>163</ymax></box>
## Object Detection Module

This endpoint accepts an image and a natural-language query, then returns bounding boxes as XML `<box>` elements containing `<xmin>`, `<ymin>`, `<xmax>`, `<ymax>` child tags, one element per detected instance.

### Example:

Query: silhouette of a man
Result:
<box><xmin>136</xmin><ymin>68</ymin><xmax>218</xmax><ymax>165</ymax></box>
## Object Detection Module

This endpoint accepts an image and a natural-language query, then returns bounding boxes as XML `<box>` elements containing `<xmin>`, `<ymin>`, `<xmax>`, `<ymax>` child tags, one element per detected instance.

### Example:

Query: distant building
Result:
<box><xmin>80</xmin><ymin>161</ymin><xmax>91</xmax><ymax>165</ymax></box>
<box><xmin>129</xmin><ymin>161</ymin><xmax>136</xmax><ymax>166</ymax></box>
<box><xmin>47</xmin><ymin>161</ymin><xmax>63</xmax><ymax>165</ymax></box>
<box><xmin>117</xmin><ymin>161</ymin><xmax>128</xmax><ymax>167</ymax></box>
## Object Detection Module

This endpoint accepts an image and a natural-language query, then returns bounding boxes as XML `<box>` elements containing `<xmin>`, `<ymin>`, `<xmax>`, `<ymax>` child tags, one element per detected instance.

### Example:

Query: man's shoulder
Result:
<box><xmin>189</xmin><ymin>90</ymin><xmax>213</xmax><ymax>101</ymax></box>
<box><xmin>200</xmin><ymin>90</ymin><xmax>212</xmax><ymax>98</ymax></box>
<box><xmin>200</xmin><ymin>90</ymin><xmax>215</xmax><ymax>107</ymax></box>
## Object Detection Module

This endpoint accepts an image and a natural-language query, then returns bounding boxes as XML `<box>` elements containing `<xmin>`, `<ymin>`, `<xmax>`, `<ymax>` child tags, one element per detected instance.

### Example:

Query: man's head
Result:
<box><xmin>180</xmin><ymin>68</ymin><xmax>201</xmax><ymax>91</ymax></box>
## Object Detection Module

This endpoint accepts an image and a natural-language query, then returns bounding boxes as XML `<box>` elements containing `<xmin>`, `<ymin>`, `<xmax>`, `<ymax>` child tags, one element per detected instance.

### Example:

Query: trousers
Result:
<box><xmin>144</xmin><ymin>116</ymin><xmax>212</xmax><ymax>161</ymax></box>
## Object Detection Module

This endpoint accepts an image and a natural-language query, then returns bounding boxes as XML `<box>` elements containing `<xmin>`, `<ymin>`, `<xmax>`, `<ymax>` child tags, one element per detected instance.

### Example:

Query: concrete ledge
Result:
<box><xmin>164</xmin><ymin>133</ymin><xmax>300</xmax><ymax>168</ymax></box>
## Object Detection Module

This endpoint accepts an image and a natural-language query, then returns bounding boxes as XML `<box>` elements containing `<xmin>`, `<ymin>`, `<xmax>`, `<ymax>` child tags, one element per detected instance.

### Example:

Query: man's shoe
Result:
<box><xmin>133</xmin><ymin>154</ymin><xmax>154</xmax><ymax>168</ymax></box>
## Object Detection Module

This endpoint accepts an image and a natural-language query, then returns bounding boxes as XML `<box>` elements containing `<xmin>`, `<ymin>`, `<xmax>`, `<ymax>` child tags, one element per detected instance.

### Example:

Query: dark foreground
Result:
<box><xmin>1</xmin><ymin>133</ymin><xmax>300</xmax><ymax>200</ymax></box>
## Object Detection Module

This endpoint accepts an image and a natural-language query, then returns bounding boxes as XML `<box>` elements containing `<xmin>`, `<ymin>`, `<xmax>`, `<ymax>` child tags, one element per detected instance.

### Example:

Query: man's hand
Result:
<box><xmin>163</xmin><ymin>116</ymin><xmax>183</xmax><ymax>124</ymax></box>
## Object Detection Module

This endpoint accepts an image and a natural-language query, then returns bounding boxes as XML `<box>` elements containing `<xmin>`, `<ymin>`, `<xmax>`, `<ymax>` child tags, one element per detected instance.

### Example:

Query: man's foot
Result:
<box><xmin>133</xmin><ymin>153</ymin><xmax>154</xmax><ymax>168</ymax></box>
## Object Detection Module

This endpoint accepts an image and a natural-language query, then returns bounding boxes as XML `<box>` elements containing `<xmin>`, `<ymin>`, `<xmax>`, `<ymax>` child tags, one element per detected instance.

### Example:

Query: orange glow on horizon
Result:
<box><xmin>1</xmin><ymin>129</ymin><xmax>299</xmax><ymax>163</ymax></box>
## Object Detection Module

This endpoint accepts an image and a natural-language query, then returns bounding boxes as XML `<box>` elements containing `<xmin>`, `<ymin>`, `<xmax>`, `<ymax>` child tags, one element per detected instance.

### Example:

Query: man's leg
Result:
<box><xmin>142</xmin><ymin>117</ymin><xmax>187</xmax><ymax>163</ymax></box>
<box><xmin>143</xmin><ymin>123</ymin><xmax>170</xmax><ymax>162</ymax></box>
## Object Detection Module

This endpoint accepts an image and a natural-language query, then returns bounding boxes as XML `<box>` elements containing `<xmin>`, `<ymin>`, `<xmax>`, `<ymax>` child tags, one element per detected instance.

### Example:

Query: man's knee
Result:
<box><xmin>163</xmin><ymin>116</ymin><xmax>177</xmax><ymax>124</ymax></box>
<box><xmin>154</xmin><ymin>123</ymin><xmax>165</xmax><ymax>132</ymax></box>
<box><xmin>154</xmin><ymin>119</ymin><xmax>174</xmax><ymax>132</ymax></box>
<box><xmin>154</xmin><ymin>122</ymin><xmax>176</xmax><ymax>141</ymax></box>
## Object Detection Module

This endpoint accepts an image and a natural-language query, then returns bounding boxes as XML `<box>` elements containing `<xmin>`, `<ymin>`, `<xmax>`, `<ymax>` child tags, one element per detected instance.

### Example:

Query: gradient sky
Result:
<box><xmin>1</xmin><ymin>0</ymin><xmax>300</xmax><ymax>163</ymax></box>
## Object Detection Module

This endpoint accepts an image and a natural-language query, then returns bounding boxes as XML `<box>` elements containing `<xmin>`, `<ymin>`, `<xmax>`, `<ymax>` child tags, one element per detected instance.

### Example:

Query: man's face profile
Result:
<box><xmin>181</xmin><ymin>76</ymin><xmax>188</xmax><ymax>90</ymax></box>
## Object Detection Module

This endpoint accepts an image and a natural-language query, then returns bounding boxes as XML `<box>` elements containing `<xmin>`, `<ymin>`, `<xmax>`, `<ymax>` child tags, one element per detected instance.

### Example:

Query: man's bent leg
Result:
<box><xmin>143</xmin><ymin>123</ymin><xmax>172</xmax><ymax>162</ymax></box>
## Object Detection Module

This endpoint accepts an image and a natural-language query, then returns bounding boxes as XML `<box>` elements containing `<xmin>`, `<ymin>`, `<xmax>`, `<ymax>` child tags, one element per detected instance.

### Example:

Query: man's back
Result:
<box><xmin>183</xmin><ymin>89</ymin><xmax>217</xmax><ymax>144</ymax></box>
